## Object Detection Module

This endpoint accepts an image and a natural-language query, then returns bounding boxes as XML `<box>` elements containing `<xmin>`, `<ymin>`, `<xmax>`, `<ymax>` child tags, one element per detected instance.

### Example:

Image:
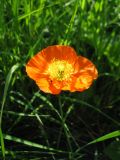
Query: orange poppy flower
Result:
<box><xmin>26</xmin><ymin>45</ymin><xmax>98</xmax><ymax>94</ymax></box>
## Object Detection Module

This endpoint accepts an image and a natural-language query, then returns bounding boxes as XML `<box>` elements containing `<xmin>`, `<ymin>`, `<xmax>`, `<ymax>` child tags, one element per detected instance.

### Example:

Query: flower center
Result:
<box><xmin>47</xmin><ymin>59</ymin><xmax>73</xmax><ymax>81</ymax></box>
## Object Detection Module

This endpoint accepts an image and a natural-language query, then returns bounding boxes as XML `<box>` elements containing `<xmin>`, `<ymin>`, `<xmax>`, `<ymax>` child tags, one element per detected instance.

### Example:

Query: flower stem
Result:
<box><xmin>58</xmin><ymin>95</ymin><xmax>73</xmax><ymax>159</ymax></box>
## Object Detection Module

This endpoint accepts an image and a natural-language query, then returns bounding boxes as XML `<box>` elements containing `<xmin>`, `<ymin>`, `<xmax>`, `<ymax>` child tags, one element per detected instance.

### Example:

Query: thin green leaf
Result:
<box><xmin>0</xmin><ymin>128</ymin><xmax>5</xmax><ymax>159</ymax></box>
<box><xmin>0</xmin><ymin>64</ymin><xmax>19</xmax><ymax>159</ymax></box>
<box><xmin>1</xmin><ymin>63</ymin><xmax>19</xmax><ymax>120</ymax></box>
<box><xmin>89</xmin><ymin>130</ymin><xmax>120</xmax><ymax>144</ymax></box>
<box><xmin>3</xmin><ymin>134</ymin><xmax>66</xmax><ymax>153</ymax></box>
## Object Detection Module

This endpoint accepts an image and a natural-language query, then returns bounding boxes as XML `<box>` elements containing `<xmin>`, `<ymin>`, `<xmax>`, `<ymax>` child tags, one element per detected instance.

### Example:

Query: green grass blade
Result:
<box><xmin>0</xmin><ymin>0</ymin><xmax>5</xmax><ymax>39</ymax></box>
<box><xmin>0</xmin><ymin>128</ymin><xmax>5</xmax><ymax>159</ymax></box>
<box><xmin>0</xmin><ymin>63</ymin><xmax>19</xmax><ymax>159</ymax></box>
<box><xmin>61</xmin><ymin>0</ymin><xmax>79</xmax><ymax>45</ymax></box>
<box><xmin>81</xmin><ymin>0</ymin><xmax>86</xmax><ymax>10</ymax></box>
<box><xmin>89</xmin><ymin>130</ymin><xmax>120</xmax><ymax>144</ymax></box>
<box><xmin>0</xmin><ymin>63</ymin><xmax>19</xmax><ymax>125</ymax></box>
<box><xmin>3</xmin><ymin>134</ymin><xmax>66</xmax><ymax>153</ymax></box>
<box><xmin>75</xmin><ymin>130</ymin><xmax>120</xmax><ymax>154</ymax></box>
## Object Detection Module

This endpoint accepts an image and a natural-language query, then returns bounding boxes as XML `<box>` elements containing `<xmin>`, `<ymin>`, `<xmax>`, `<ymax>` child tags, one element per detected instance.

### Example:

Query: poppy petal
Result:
<box><xmin>26</xmin><ymin>54</ymin><xmax>48</xmax><ymax>81</ymax></box>
<box><xmin>36</xmin><ymin>78</ymin><xmax>52</xmax><ymax>93</ymax></box>
<box><xmin>77</xmin><ymin>56</ymin><xmax>98</xmax><ymax>79</ymax></box>
<box><xmin>62</xmin><ymin>79</ymin><xmax>73</xmax><ymax>91</ymax></box>
<box><xmin>49</xmin><ymin>82</ymin><xmax>61</xmax><ymax>94</ymax></box>
<box><xmin>36</xmin><ymin>78</ymin><xmax>61</xmax><ymax>94</ymax></box>
<box><xmin>40</xmin><ymin>45</ymin><xmax>78</xmax><ymax>63</ymax></box>
<box><xmin>73</xmin><ymin>73</ymin><xmax>93</xmax><ymax>91</ymax></box>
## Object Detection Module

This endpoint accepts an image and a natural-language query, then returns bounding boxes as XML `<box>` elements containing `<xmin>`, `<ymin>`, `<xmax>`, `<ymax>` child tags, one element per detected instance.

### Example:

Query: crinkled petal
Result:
<box><xmin>26</xmin><ymin>53</ymin><xmax>48</xmax><ymax>81</ymax></box>
<box><xmin>73</xmin><ymin>73</ymin><xmax>93</xmax><ymax>91</ymax></box>
<box><xmin>36</xmin><ymin>78</ymin><xmax>61</xmax><ymax>94</ymax></box>
<box><xmin>36</xmin><ymin>78</ymin><xmax>52</xmax><ymax>93</ymax></box>
<box><xmin>76</xmin><ymin>56</ymin><xmax>98</xmax><ymax>79</ymax></box>
<box><xmin>40</xmin><ymin>45</ymin><xmax>78</xmax><ymax>63</ymax></box>
<box><xmin>49</xmin><ymin>83</ymin><xmax>61</xmax><ymax>94</ymax></box>
<box><xmin>62</xmin><ymin>80</ymin><xmax>73</xmax><ymax>91</ymax></box>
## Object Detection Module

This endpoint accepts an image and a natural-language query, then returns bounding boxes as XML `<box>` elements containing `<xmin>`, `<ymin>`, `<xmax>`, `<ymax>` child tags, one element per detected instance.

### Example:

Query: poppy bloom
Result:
<box><xmin>26</xmin><ymin>45</ymin><xmax>98</xmax><ymax>94</ymax></box>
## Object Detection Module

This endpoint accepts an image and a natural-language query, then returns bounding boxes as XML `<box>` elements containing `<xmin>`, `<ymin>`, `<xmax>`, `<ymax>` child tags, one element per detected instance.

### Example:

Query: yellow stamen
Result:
<box><xmin>47</xmin><ymin>59</ymin><xmax>73</xmax><ymax>81</ymax></box>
